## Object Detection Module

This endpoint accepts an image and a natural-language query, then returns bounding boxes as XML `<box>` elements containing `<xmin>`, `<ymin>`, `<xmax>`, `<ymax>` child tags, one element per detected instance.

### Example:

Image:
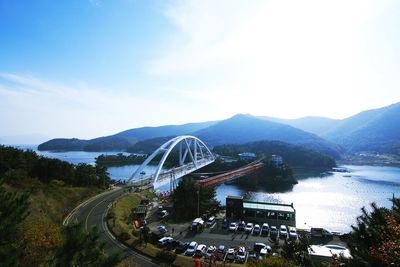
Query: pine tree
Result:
<box><xmin>346</xmin><ymin>198</ymin><xmax>400</xmax><ymax>266</ymax></box>
<box><xmin>0</xmin><ymin>177</ymin><xmax>30</xmax><ymax>266</ymax></box>
<box><xmin>49</xmin><ymin>223</ymin><xmax>120</xmax><ymax>267</ymax></box>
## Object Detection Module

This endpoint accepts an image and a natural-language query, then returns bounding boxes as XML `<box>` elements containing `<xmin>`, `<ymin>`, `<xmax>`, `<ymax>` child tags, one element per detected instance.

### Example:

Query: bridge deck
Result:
<box><xmin>129</xmin><ymin>157</ymin><xmax>215</xmax><ymax>188</ymax></box>
<box><xmin>196</xmin><ymin>161</ymin><xmax>264</xmax><ymax>187</ymax></box>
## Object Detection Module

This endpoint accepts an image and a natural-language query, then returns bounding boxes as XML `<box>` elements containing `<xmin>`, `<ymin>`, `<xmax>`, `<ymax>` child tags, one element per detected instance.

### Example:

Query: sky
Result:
<box><xmin>1</xmin><ymin>0</ymin><xmax>400</xmax><ymax>142</ymax></box>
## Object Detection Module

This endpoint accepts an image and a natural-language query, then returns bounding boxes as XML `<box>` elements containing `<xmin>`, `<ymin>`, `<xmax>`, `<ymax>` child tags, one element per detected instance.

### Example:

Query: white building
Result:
<box><xmin>238</xmin><ymin>152</ymin><xmax>256</xmax><ymax>161</ymax></box>
<box><xmin>271</xmin><ymin>155</ymin><xmax>283</xmax><ymax>167</ymax></box>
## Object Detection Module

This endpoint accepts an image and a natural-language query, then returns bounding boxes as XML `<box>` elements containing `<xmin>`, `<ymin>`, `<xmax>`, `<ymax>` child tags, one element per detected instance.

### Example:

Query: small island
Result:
<box><xmin>95</xmin><ymin>153</ymin><xmax>147</xmax><ymax>167</ymax></box>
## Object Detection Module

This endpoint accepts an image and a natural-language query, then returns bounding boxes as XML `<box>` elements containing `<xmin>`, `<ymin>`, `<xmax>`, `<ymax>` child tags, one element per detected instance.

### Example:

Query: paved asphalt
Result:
<box><xmin>67</xmin><ymin>188</ymin><xmax>159</xmax><ymax>267</ymax></box>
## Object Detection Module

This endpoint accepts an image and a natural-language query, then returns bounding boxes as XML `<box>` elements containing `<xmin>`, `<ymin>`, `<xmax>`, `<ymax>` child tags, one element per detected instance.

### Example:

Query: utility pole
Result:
<box><xmin>197</xmin><ymin>189</ymin><xmax>200</xmax><ymax>218</ymax></box>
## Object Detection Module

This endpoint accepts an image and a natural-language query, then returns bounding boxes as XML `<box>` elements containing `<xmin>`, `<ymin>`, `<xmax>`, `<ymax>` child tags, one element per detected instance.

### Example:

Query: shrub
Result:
<box><xmin>156</xmin><ymin>250</ymin><xmax>176</xmax><ymax>263</ymax></box>
<box><xmin>118</xmin><ymin>232</ymin><xmax>130</xmax><ymax>242</ymax></box>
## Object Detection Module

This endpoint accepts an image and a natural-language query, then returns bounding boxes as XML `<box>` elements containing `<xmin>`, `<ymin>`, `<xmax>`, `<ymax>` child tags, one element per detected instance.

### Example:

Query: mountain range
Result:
<box><xmin>266</xmin><ymin>102</ymin><xmax>400</xmax><ymax>155</ymax></box>
<box><xmin>37</xmin><ymin>102</ymin><xmax>400</xmax><ymax>157</ymax></box>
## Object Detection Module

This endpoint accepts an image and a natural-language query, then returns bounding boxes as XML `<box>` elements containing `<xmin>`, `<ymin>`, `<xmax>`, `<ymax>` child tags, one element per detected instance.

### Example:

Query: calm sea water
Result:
<box><xmin>215</xmin><ymin>165</ymin><xmax>400</xmax><ymax>232</ymax></box>
<box><xmin>15</xmin><ymin>145</ymin><xmax>400</xmax><ymax>232</ymax></box>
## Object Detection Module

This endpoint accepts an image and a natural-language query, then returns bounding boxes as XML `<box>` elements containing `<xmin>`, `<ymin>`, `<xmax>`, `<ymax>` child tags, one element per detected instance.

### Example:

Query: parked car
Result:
<box><xmin>236</xmin><ymin>246</ymin><xmax>247</xmax><ymax>263</ymax></box>
<box><xmin>195</xmin><ymin>244</ymin><xmax>207</xmax><ymax>257</ymax></box>
<box><xmin>175</xmin><ymin>242</ymin><xmax>189</xmax><ymax>254</ymax></box>
<box><xmin>289</xmin><ymin>227</ymin><xmax>298</xmax><ymax>240</ymax></box>
<box><xmin>216</xmin><ymin>245</ymin><xmax>226</xmax><ymax>260</ymax></box>
<box><xmin>167</xmin><ymin>240</ymin><xmax>181</xmax><ymax>250</ymax></box>
<box><xmin>261</xmin><ymin>223</ymin><xmax>269</xmax><ymax>236</ymax></box>
<box><xmin>157</xmin><ymin>236</ymin><xmax>173</xmax><ymax>246</ymax></box>
<box><xmin>238</xmin><ymin>221</ymin><xmax>246</xmax><ymax>232</ymax></box>
<box><xmin>157</xmin><ymin>225</ymin><xmax>168</xmax><ymax>234</ymax></box>
<box><xmin>245</xmin><ymin>222</ymin><xmax>254</xmax><ymax>234</ymax></box>
<box><xmin>270</xmin><ymin>226</ymin><xmax>278</xmax><ymax>237</ymax></box>
<box><xmin>226</xmin><ymin>248</ymin><xmax>236</xmax><ymax>262</ymax></box>
<box><xmin>253</xmin><ymin>224</ymin><xmax>261</xmax><ymax>235</ymax></box>
<box><xmin>185</xmin><ymin>241</ymin><xmax>198</xmax><ymax>256</ymax></box>
<box><xmin>206</xmin><ymin>216</ymin><xmax>215</xmax><ymax>227</ymax></box>
<box><xmin>205</xmin><ymin>245</ymin><xmax>216</xmax><ymax>259</ymax></box>
<box><xmin>229</xmin><ymin>222</ymin><xmax>238</xmax><ymax>232</ymax></box>
<box><xmin>253</xmin><ymin>243</ymin><xmax>268</xmax><ymax>253</ymax></box>
<box><xmin>279</xmin><ymin>225</ymin><xmax>288</xmax><ymax>239</ymax></box>
<box><xmin>158</xmin><ymin>210</ymin><xmax>169</xmax><ymax>219</ymax></box>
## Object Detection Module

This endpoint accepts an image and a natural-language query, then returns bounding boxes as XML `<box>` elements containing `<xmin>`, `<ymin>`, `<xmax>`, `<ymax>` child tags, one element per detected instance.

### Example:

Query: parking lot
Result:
<box><xmin>146</xmin><ymin>202</ymin><xmax>348</xmax><ymax>264</ymax></box>
<box><xmin>149</xmin><ymin>216</ymin><xmax>301</xmax><ymax>264</ymax></box>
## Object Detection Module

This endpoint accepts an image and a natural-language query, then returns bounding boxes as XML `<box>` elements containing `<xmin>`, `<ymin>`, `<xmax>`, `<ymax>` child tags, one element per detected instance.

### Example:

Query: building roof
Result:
<box><xmin>133</xmin><ymin>205</ymin><xmax>147</xmax><ymax>214</ymax></box>
<box><xmin>309</xmin><ymin>245</ymin><xmax>352</xmax><ymax>259</ymax></box>
<box><xmin>238</xmin><ymin>152</ymin><xmax>256</xmax><ymax>157</ymax></box>
<box><xmin>227</xmin><ymin>195</ymin><xmax>244</xmax><ymax>200</ymax></box>
<box><xmin>243</xmin><ymin>201</ymin><xmax>295</xmax><ymax>213</ymax></box>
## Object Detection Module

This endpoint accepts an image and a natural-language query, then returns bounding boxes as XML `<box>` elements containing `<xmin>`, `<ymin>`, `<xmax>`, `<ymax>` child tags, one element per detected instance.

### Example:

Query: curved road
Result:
<box><xmin>66</xmin><ymin>187</ymin><xmax>159</xmax><ymax>267</ymax></box>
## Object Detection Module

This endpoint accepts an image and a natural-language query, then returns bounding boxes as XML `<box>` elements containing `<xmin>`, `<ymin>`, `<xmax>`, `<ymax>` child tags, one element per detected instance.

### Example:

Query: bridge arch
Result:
<box><xmin>128</xmin><ymin>135</ymin><xmax>214</xmax><ymax>188</ymax></box>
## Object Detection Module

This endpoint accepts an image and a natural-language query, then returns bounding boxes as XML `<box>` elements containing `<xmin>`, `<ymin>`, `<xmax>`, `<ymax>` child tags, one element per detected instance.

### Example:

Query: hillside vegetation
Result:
<box><xmin>0</xmin><ymin>146</ymin><xmax>113</xmax><ymax>266</ymax></box>
<box><xmin>213</xmin><ymin>140</ymin><xmax>336</xmax><ymax>168</ymax></box>
<box><xmin>193</xmin><ymin>114</ymin><xmax>342</xmax><ymax>159</ymax></box>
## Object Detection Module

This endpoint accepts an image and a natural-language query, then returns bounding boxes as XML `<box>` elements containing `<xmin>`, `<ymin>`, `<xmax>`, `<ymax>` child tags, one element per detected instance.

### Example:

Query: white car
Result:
<box><xmin>289</xmin><ymin>227</ymin><xmax>298</xmax><ymax>239</ymax></box>
<box><xmin>245</xmin><ymin>222</ymin><xmax>254</xmax><ymax>233</ymax></box>
<box><xmin>279</xmin><ymin>225</ymin><xmax>288</xmax><ymax>239</ymax></box>
<box><xmin>235</xmin><ymin>246</ymin><xmax>247</xmax><ymax>263</ymax></box>
<box><xmin>185</xmin><ymin>241</ymin><xmax>198</xmax><ymax>256</ymax></box>
<box><xmin>253</xmin><ymin>242</ymin><xmax>268</xmax><ymax>253</ymax></box>
<box><xmin>229</xmin><ymin>222</ymin><xmax>238</xmax><ymax>232</ymax></box>
<box><xmin>157</xmin><ymin>236</ymin><xmax>173</xmax><ymax>246</ymax></box>
<box><xmin>195</xmin><ymin>244</ymin><xmax>207</xmax><ymax>257</ymax></box>
<box><xmin>253</xmin><ymin>224</ymin><xmax>261</xmax><ymax>235</ymax></box>
<box><xmin>206</xmin><ymin>216</ymin><xmax>215</xmax><ymax>227</ymax></box>
<box><xmin>225</xmin><ymin>248</ymin><xmax>236</xmax><ymax>261</ymax></box>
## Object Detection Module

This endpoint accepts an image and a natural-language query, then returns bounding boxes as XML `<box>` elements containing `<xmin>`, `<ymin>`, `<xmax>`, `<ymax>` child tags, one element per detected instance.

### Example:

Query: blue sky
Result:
<box><xmin>1</xmin><ymin>0</ymin><xmax>400</xmax><ymax>142</ymax></box>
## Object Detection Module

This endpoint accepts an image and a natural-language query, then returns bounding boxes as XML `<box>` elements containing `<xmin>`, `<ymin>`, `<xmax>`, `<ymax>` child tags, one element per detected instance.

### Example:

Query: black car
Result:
<box><xmin>238</xmin><ymin>221</ymin><xmax>246</xmax><ymax>232</ymax></box>
<box><xmin>175</xmin><ymin>242</ymin><xmax>189</xmax><ymax>254</ymax></box>
<box><xmin>166</xmin><ymin>240</ymin><xmax>181</xmax><ymax>250</ymax></box>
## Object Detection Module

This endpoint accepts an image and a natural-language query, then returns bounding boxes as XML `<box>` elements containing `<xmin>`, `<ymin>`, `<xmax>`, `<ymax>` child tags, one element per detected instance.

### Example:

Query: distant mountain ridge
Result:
<box><xmin>193</xmin><ymin>114</ymin><xmax>342</xmax><ymax>159</ymax></box>
<box><xmin>266</xmin><ymin>102</ymin><xmax>400</xmax><ymax>155</ymax></box>
<box><xmin>38</xmin><ymin>102</ymin><xmax>400</xmax><ymax>157</ymax></box>
<box><xmin>38</xmin><ymin>121</ymin><xmax>217</xmax><ymax>151</ymax></box>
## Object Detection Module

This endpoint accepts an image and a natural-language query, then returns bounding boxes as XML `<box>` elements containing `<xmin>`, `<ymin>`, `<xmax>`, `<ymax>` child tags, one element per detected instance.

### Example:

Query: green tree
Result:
<box><xmin>49</xmin><ymin>223</ymin><xmax>120</xmax><ymax>267</ymax></box>
<box><xmin>281</xmin><ymin>234</ymin><xmax>312</xmax><ymax>266</ymax></box>
<box><xmin>346</xmin><ymin>198</ymin><xmax>400</xmax><ymax>267</ymax></box>
<box><xmin>139</xmin><ymin>225</ymin><xmax>150</xmax><ymax>244</ymax></box>
<box><xmin>0</xmin><ymin>177</ymin><xmax>30</xmax><ymax>266</ymax></box>
<box><xmin>248</xmin><ymin>255</ymin><xmax>298</xmax><ymax>267</ymax></box>
<box><xmin>170</xmin><ymin>178</ymin><xmax>219</xmax><ymax>221</ymax></box>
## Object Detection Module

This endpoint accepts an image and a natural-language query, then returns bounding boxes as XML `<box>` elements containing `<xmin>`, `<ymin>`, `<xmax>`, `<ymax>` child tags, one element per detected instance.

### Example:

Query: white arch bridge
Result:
<box><xmin>127</xmin><ymin>135</ymin><xmax>215</xmax><ymax>190</ymax></box>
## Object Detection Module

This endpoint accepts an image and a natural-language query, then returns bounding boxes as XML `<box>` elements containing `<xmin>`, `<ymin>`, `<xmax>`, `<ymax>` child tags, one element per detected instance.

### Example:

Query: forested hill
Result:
<box><xmin>194</xmin><ymin>114</ymin><xmax>342</xmax><ymax>159</ymax></box>
<box><xmin>213</xmin><ymin>140</ymin><xmax>336</xmax><ymax>168</ymax></box>
<box><xmin>0</xmin><ymin>145</ymin><xmax>112</xmax><ymax>187</ymax></box>
<box><xmin>0</xmin><ymin>145</ymin><xmax>114</xmax><ymax>266</ymax></box>
<box><xmin>38</xmin><ymin>121</ymin><xmax>216</xmax><ymax>152</ymax></box>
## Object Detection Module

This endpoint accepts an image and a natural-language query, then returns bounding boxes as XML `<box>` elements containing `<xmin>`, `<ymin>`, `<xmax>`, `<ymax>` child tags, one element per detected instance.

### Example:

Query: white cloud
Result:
<box><xmin>0</xmin><ymin>73</ymin><xmax>192</xmax><ymax>139</ymax></box>
<box><xmin>148</xmin><ymin>0</ymin><xmax>400</xmax><ymax>119</ymax></box>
